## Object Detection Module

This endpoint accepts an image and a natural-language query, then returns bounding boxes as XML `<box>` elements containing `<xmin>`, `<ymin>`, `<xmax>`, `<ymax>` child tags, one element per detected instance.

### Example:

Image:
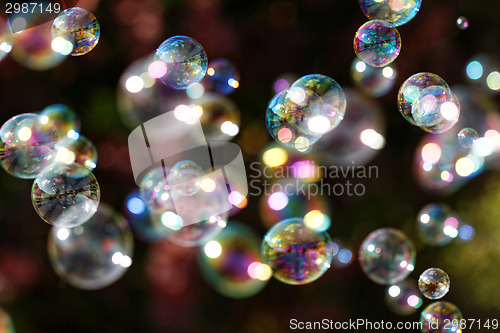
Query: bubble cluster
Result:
<box><xmin>385</xmin><ymin>279</ymin><xmax>423</xmax><ymax>315</ymax></box>
<box><xmin>420</xmin><ymin>301</ymin><xmax>463</xmax><ymax>333</ymax></box>
<box><xmin>359</xmin><ymin>0</ymin><xmax>422</xmax><ymax>27</ymax></box>
<box><xmin>154</xmin><ymin>35</ymin><xmax>208</xmax><ymax>89</ymax></box>
<box><xmin>353</xmin><ymin>20</ymin><xmax>401</xmax><ymax>68</ymax></box>
<box><xmin>351</xmin><ymin>58</ymin><xmax>397</xmax><ymax>97</ymax></box>
<box><xmin>457</xmin><ymin>128</ymin><xmax>478</xmax><ymax>148</ymax></box>
<box><xmin>261</xmin><ymin>217</ymin><xmax>334</xmax><ymax>285</ymax></box>
<box><xmin>418</xmin><ymin>268</ymin><xmax>451</xmax><ymax>300</ymax></box>
<box><xmin>0</xmin><ymin>17</ymin><xmax>13</xmax><ymax>62</ymax></box>
<box><xmin>168</xmin><ymin>160</ymin><xmax>204</xmax><ymax>196</ymax></box>
<box><xmin>359</xmin><ymin>228</ymin><xmax>416</xmax><ymax>285</ymax></box>
<box><xmin>203</xmin><ymin>58</ymin><xmax>240</xmax><ymax>95</ymax></box>
<box><xmin>417</xmin><ymin>204</ymin><xmax>457</xmax><ymax>246</ymax></box>
<box><xmin>31</xmin><ymin>162</ymin><xmax>100</xmax><ymax>228</ymax></box>
<box><xmin>52</xmin><ymin>7</ymin><xmax>100</xmax><ymax>56</ymax></box>
<box><xmin>40</xmin><ymin>104</ymin><xmax>81</xmax><ymax>139</ymax></box>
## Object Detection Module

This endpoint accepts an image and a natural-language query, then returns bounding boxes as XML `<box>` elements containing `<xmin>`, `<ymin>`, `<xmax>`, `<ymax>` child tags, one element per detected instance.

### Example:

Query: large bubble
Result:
<box><xmin>359</xmin><ymin>0</ymin><xmax>422</xmax><ymax>27</ymax></box>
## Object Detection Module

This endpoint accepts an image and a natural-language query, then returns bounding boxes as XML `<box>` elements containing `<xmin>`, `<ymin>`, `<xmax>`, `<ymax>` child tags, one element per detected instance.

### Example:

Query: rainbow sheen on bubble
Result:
<box><xmin>0</xmin><ymin>113</ymin><xmax>59</xmax><ymax>179</ymax></box>
<box><xmin>52</xmin><ymin>7</ymin><xmax>100</xmax><ymax>56</ymax></box>
<box><xmin>351</xmin><ymin>58</ymin><xmax>397</xmax><ymax>97</ymax></box>
<box><xmin>0</xmin><ymin>17</ymin><xmax>13</xmax><ymax>62</ymax></box>
<box><xmin>420</xmin><ymin>301</ymin><xmax>463</xmax><ymax>333</ymax></box>
<box><xmin>194</xmin><ymin>93</ymin><xmax>241</xmax><ymax>141</ymax></box>
<box><xmin>417</xmin><ymin>204</ymin><xmax>457</xmax><ymax>246</ymax></box>
<box><xmin>261</xmin><ymin>217</ymin><xmax>334</xmax><ymax>285</ymax></box>
<box><xmin>54</xmin><ymin>135</ymin><xmax>97</xmax><ymax>170</ymax></box>
<box><xmin>168</xmin><ymin>160</ymin><xmax>204</xmax><ymax>196</ymax></box>
<box><xmin>48</xmin><ymin>204</ymin><xmax>134</xmax><ymax>290</ymax></box>
<box><xmin>418</xmin><ymin>268</ymin><xmax>450</xmax><ymax>300</ymax></box>
<box><xmin>359</xmin><ymin>0</ymin><xmax>422</xmax><ymax>27</ymax></box>
<box><xmin>0</xmin><ymin>307</ymin><xmax>14</xmax><ymax>333</ymax></box>
<box><xmin>203</xmin><ymin>58</ymin><xmax>240</xmax><ymax>95</ymax></box>
<box><xmin>31</xmin><ymin>162</ymin><xmax>100</xmax><ymax>228</ymax></box>
<box><xmin>155</xmin><ymin>35</ymin><xmax>208</xmax><ymax>89</ymax></box>
<box><xmin>354</xmin><ymin>20</ymin><xmax>401</xmax><ymax>68</ymax></box>
<box><xmin>359</xmin><ymin>228</ymin><xmax>416</xmax><ymax>285</ymax></box>
<box><xmin>40</xmin><ymin>104</ymin><xmax>81</xmax><ymax>139</ymax></box>
<box><xmin>458</xmin><ymin>128</ymin><xmax>478</xmax><ymax>148</ymax></box>
<box><xmin>140</xmin><ymin>166</ymin><xmax>172</xmax><ymax>215</ymax></box>
<box><xmin>385</xmin><ymin>279</ymin><xmax>423</xmax><ymax>315</ymax></box>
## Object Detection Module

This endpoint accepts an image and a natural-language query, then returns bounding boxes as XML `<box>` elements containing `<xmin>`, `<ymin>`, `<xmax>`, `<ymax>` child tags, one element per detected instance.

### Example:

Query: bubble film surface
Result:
<box><xmin>168</xmin><ymin>160</ymin><xmax>204</xmax><ymax>196</ymax></box>
<box><xmin>418</xmin><ymin>268</ymin><xmax>450</xmax><ymax>300</ymax></box>
<box><xmin>0</xmin><ymin>17</ymin><xmax>13</xmax><ymax>62</ymax></box>
<box><xmin>52</xmin><ymin>7</ymin><xmax>100</xmax><ymax>56</ymax></box>
<box><xmin>353</xmin><ymin>20</ymin><xmax>401</xmax><ymax>68</ymax></box>
<box><xmin>140</xmin><ymin>166</ymin><xmax>172</xmax><ymax>215</ymax></box>
<box><xmin>351</xmin><ymin>58</ymin><xmax>397</xmax><ymax>97</ymax></box>
<box><xmin>194</xmin><ymin>93</ymin><xmax>241</xmax><ymax>141</ymax></box>
<box><xmin>385</xmin><ymin>279</ymin><xmax>423</xmax><ymax>315</ymax></box>
<box><xmin>457</xmin><ymin>127</ymin><xmax>478</xmax><ymax>148</ymax></box>
<box><xmin>261</xmin><ymin>217</ymin><xmax>333</xmax><ymax>285</ymax></box>
<box><xmin>359</xmin><ymin>0</ymin><xmax>422</xmax><ymax>27</ymax></box>
<box><xmin>154</xmin><ymin>35</ymin><xmax>208</xmax><ymax>89</ymax></box>
<box><xmin>31</xmin><ymin>162</ymin><xmax>100</xmax><ymax>228</ymax></box>
<box><xmin>40</xmin><ymin>104</ymin><xmax>81</xmax><ymax>139</ymax></box>
<box><xmin>359</xmin><ymin>228</ymin><xmax>416</xmax><ymax>285</ymax></box>
<box><xmin>48</xmin><ymin>204</ymin><xmax>134</xmax><ymax>289</ymax></box>
<box><xmin>0</xmin><ymin>113</ymin><xmax>60</xmax><ymax>179</ymax></box>
<box><xmin>420</xmin><ymin>301</ymin><xmax>463</xmax><ymax>333</ymax></box>
<box><xmin>417</xmin><ymin>204</ymin><xmax>457</xmax><ymax>246</ymax></box>
<box><xmin>203</xmin><ymin>58</ymin><xmax>240</xmax><ymax>95</ymax></box>
<box><xmin>54</xmin><ymin>135</ymin><xmax>97</xmax><ymax>170</ymax></box>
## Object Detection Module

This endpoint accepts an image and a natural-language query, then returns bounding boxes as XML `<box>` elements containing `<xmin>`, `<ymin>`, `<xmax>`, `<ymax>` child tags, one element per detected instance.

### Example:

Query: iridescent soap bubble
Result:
<box><xmin>168</xmin><ymin>160</ymin><xmax>204</xmax><ymax>196</ymax></box>
<box><xmin>353</xmin><ymin>20</ymin><xmax>401</xmax><ymax>68</ymax></box>
<box><xmin>0</xmin><ymin>113</ymin><xmax>60</xmax><ymax>179</ymax></box>
<box><xmin>0</xmin><ymin>17</ymin><xmax>13</xmax><ymax>62</ymax></box>
<box><xmin>457</xmin><ymin>128</ymin><xmax>478</xmax><ymax>148</ymax></box>
<box><xmin>261</xmin><ymin>217</ymin><xmax>334</xmax><ymax>285</ymax></box>
<box><xmin>31</xmin><ymin>162</ymin><xmax>100</xmax><ymax>228</ymax></box>
<box><xmin>420</xmin><ymin>301</ymin><xmax>463</xmax><ymax>333</ymax></box>
<box><xmin>203</xmin><ymin>58</ymin><xmax>240</xmax><ymax>95</ymax></box>
<box><xmin>359</xmin><ymin>0</ymin><xmax>422</xmax><ymax>27</ymax></box>
<box><xmin>385</xmin><ymin>279</ymin><xmax>423</xmax><ymax>315</ymax></box>
<box><xmin>194</xmin><ymin>93</ymin><xmax>241</xmax><ymax>141</ymax></box>
<box><xmin>124</xmin><ymin>189</ymin><xmax>163</xmax><ymax>242</ymax></box>
<box><xmin>398</xmin><ymin>73</ymin><xmax>451</xmax><ymax>125</ymax></box>
<box><xmin>283</xmin><ymin>74</ymin><xmax>347</xmax><ymax>136</ymax></box>
<box><xmin>0</xmin><ymin>307</ymin><xmax>14</xmax><ymax>333</ymax></box>
<box><xmin>52</xmin><ymin>7</ymin><xmax>100</xmax><ymax>56</ymax></box>
<box><xmin>140</xmin><ymin>166</ymin><xmax>172</xmax><ymax>215</ymax></box>
<box><xmin>412</xmin><ymin>85</ymin><xmax>460</xmax><ymax>133</ymax></box>
<box><xmin>417</xmin><ymin>204</ymin><xmax>457</xmax><ymax>246</ymax></box>
<box><xmin>457</xmin><ymin>16</ymin><xmax>469</xmax><ymax>30</ymax></box>
<box><xmin>418</xmin><ymin>268</ymin><xmax>450</xmax><ymax>300</ymax></box>
<box><xmin>351</xmin><ymin>58</ymin><xmax>397</xmax><ymax>97</ymax></box>
<box><xmin>48</xmin><ymin>204</ymin><xmax>134</xmax><ymax>289</ymax></box>
<box><xmin>54</xmin><ymin>135</ymin><xmax>98</xmax><ymax>170</ymax></box>
<box><xmin>198</xmin><ymin>222</ymin><xmax>269</xmax><ymax>298</ymax></box>
<box><xmin>154</xmin><ymin>35</ymin><xmax>208</xmax><ymax>89</ymax></box>
<box><xmin>40</xmin><ymin>104</ymin><xmax>81</xmax><ymax>139</ymax></box>
<box><xmin>359</xmin><ymin>228</ymin><xmax>416</xmax><ymax>285</ymax></box>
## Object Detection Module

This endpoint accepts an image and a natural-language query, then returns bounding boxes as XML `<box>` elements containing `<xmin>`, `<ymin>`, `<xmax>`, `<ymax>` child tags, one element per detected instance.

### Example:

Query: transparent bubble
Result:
<box><xmin>412</xmin><ymin>85</ymin><xmax>460</xmax><ymax>134</ymax></box>
<box><xmin>418</xmin><ymin>268</ymin><xmax>450</xmax><ymax>300</ymax></box>
<box><xmin>48</xmin><ymin>204</ymin><xmax>134</xmax><ymax>289</ymax></box>
<box><xmin>198</xmin><ymin>222</ymin><xmax>269</xmax><ymax>298</ymax></box>
<box><xmin>54</xmin><ymin>135</ymin><xmax>97</xmax><ymax>170</ymax></box>
<box><xmin>0</xmin><ymin>307</ymin><xmax>14</xmax><ymax>333</ymax></box>
<box><xmin>283</xmin><ymin>74</ymin><xmax>347</xmax><ymax>136</ymax></box>
<box><xmin>203</xmin><ymin>58</ymin><xmax>240</xmax><ymax>95</ymax></box>
<box><xmin>457</xmin><ymin>127</ymin><xmax>478</xmax><ymax>148</ymax></box>
<box><xmin>0</xmin><ymin>113</ymin><xmax>60</xmax><ymax>179</ymax></box>
<box><xmin>359</xmin><ymin>228</ymin><xmax>416</xmax><ymax>285</ymax></box>
<box><xmin>168</xmin><ymin>160</ymin><xmax>204</xmax><ymax>196</ymax></box>
<box><xmin>140</xmin><ymin>166</ymin><xmax>172</xmax><ymax>215</ymax></box>
<box><xmin>417</xmin><ymin>204</ymin><xmax>457</xmax><ymax>246</ymax></box>
<box><xmin>261</xmin><ymin>217</ymin><xmax>333</xmax><ymax>285</ymax></box>
<box><xmin>359</xmin><ymin>0</ymin><xmax>422</xmax><ymax>27</ymax></box>
<box><xmin>40</xmin><ymin>104</ymin><xmax>81</xmax><ymax>139</ymax></box>
<box><xmin>124</xmin><ymin>189</ymin><xmax>163</xmax><ymax>242</ymax></box>
<box><xmin>52</xmin><ymin>7</ymin><xmax>100</xmax><ymax>56</ymax></box>
<box><xmin>420</xmin><ymin>301</ymin><xmax>463</xmax><ymax>333</ymax></box>
<box><xmin>351</xmin><ymin>58</ymin><xmax>397</xmax><ymax>97</ymax></box>
<box><xmin>32</xmin><ymin>162</ymin><xmax>100</xmax><ymax>228</ymax></box>
<box><xmin>354</xmin><ymin>20</ymin><xmax>401</xmax><ymax>68</ymax></box>
<box><xmin>194</xmin><ymin>93</ymin><xmax>241</xmax><ymax>141</ymax></box>
<box><xmin>385</xmin><ymin>279</ymin><xmax>423</xmax><ymax>315</ymax></box>
<box><xmin>0</xmin><ymin>17</ymin><xmax>13</xmax><ymax>62</ymax></box>
<box><xmin>456</xmin><ymin>16</ymin><xmax>469</xmax><ymax>30</ymax></box>
<box><xmin>398</xmin><ymin>73</ymin><xmax>451</xmax><ymax>125</ymax></box>
<box><xmin>154</xmin><ymin>35</ymin><xmax>208</xmax><ymax>89</ymax></box>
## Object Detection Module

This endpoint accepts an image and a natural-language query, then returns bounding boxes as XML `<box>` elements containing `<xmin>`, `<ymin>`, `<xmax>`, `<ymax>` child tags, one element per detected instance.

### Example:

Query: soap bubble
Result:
<box><xmin>412</xmin><ymin>85</ymin><xmax>460</xmax><ymax>133</ymax></box>
<box><xmin>31</xmin><ymin>162</ymin><xmax>100</xmax><ymax>228</ymax></box>
<box><xmin>194</xmin><ymin>93</ymin><xmax>241</xmax><ymax>141</ymax></box>
<box><xmin>0</xmin><ymin>113</ymin><xmax>60</xmax><ymax>179</ymax></box>
<box><xmin>198</xmin><ymin>222</ymin><xmax>269</xmax><ymax>298</ymax></box>
<box><xmin>354</xmin><ymin>20</ymin><xmax>401</xmax><ymax>68</ymax></box>
<box><xmin>54</xmin><ymin>135</ymin><xmax>97</xmax><ymax>170</ymax></box>
<box><xmin>124</xmin><ymin>189</ymin><xmax>163</xmax><ymax>242</ymax></box>
<box><xmin>261</xmin><ymin>217</ymin><xmax>334</xmax><ymax>285</ymax></box>
<box><xmin>52</xmin><ymin>7</ymin><xmax>100</xmax><ymax>56</ymax></box>
<box><xmin>140</xmin><ymin>166</ymin><xmax>172</xmax><ymax>215</ymax></box>
<box><xmin>48</xmin><ymin>204</ymin><xmax>134</xmax><ymax>289</ymax></box>
<box><xmin>359</xmin><ymin>228</ymin><xmax>416</xmax><ymax>285</ymax></box>
<box><xmin>0</xmin><ymin>307</ymin><xmax>14</xmax><ymax>333</ymax></box>
<box><xmin>418</xmin><ymin>268</ymin><xmax>450</xmax><ymax>300</ymax></box>
<box><xmin>457</xmin><ymin>128</ymin><xmax>478</xmax><ymax>148</ymax></box>
<box><xmin>398</xmin><ymin>73</ymin><xmax>451</xmax><ymax>125</ymax></box>
<box><xmin>456</xmin><ymin>16</ymin><xmax>469</xmax><ymax>30</ymax></box>
<box><xmin>40</xmin><ymin>104</ymin><xmax>81</xmax><ymax>139</ymax></box>
<box><xmin>385</xmin><ymin>279</ymin><xmax>423</xmax><ymax>315</ymax></box>
<box><xmin>417</xmin><ymin>204</ymin><xmax>458</xmax><ymax>246</ymax></box>
<box><xmin>203</xmin><ymin>58</ymin><xmax>240</xmax><ymax>95</ymax></box>
<box><xmin>154</xmin><ymin>35</ymin><xmax>208</xmax><ymax>89</ymax></box>
<box><xmin>0</xmin><ymin>17</ymin><xmax>13</xmax><ymax>62</ymax></box>
<box><xmin>168</xmin><ymin>160</ymin><xmax>204</xmax><ymax>196</ymax></box>
<box><xmin>420</xmin><ymin>301</ymin><xmax>463</xmax><ymax>333</ymax></box>
<box><xmin>351</xmin><ymin>58</ymin><xmax>397</xmax><ymax>97</ymax></box>
<box><xmin>358</xmin><ymin>0</ymin><xmax>422</xmax><ymax>27</ymax></box>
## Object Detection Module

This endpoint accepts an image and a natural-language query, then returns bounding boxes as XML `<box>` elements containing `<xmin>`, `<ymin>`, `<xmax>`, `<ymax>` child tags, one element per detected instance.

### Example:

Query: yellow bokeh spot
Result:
<box><xmin>262</xmin><ymin>147</ymin><xmax>288</xmax><ymax>167</ymax></box>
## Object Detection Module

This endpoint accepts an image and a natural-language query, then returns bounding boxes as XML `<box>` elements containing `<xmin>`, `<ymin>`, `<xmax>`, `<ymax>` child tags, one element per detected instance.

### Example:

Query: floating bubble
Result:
<box><xmin>385</xmin><ymin>279</ymin><xmax>423</xmax><ymax>315</ymax></box>
<box><xmin>0</xmin><ymin>113</ymin><xmax>60</xmax><ymax>179</ymax></box>
<box><xmin>0</xmin><ymin>17</ymin><xmax>13</xmax><ymax>62</ymax></box>
<box><xmin>168</xmin><ymin>160</ymin><xmax>204</xmax><ymax>196</ymax></box>
<box><xmin>457</xmin><ymin>128</ymin><xmax>478</xmax><ymax>149</ymax></box>
<box><xmin>351</xmin><ymin>58</ymin><xmax>397</xmax><ymax>97</ymax></box>
<box><xmin>354</xmin><ymin>20</ymin><xmax>401</xmax><ymax>68</ymax></box>
<box><xmin>398</xmin><ymin>73</ymin><xmax>451</xmax><ymax>125</ymax></box>
<box><xmin>40</xmin><ymin>104</ymin><xmax>81</xmax><ymax>139</ymax></box>
<box><xmin>420</xmin><ymin>301</ymin><xmax>463</xmax><ymax>333</ymax></box>
<box><xmin>54</xmin><ymin>135</ymin><xmax>97</xmax><ymax>170</ymax></box>
<box><xmin>456</xmin><ymin>16</ymin><xmax>469</xmax><ymax>30</ymax></box>
<box><xmin>359</xmin><ymin>228</ymin><xmax>416</xmax><ymax>285</ymax></box>
<box><xmin>0</xmin><ymin>307</ymin><xmax>14</xmax><ymax>333</ymax></box>
<box><xmin>261</xmin><ymin>217</ymin><xmax>334</xmax><ymax>285</ymax></box>
<box><xmin>194</xmin><ymin>93</ymin><xmax>241</xmax><ymax>141</ymax></box>
<box><xmin>154</xmin><ymin>35</ymin><xmax>208</xmax><ymax>89</ymax></box>
<box><xmin>124</xmin><ymin>189</ymin><xmax>163</xmax><ymax>242</ymax></box>
<box><xmin>203</xmin><ymin>58</ymin><xmax>240</xmax><ymax>95</ymax></box>
<box><xmin>31</xmin><ymin>162</ymin><xmax>100</xmax><ymax>228</ymax></box>
<box><xmin>198</xmin><ymin>222</ymin><xmax>269</xmax><ymax>298</ymax></box>
<box><xmin>140</xmin><ymin>166</ymin><xmax>172</xmax><ymax>215</ymax></box>
<box><xmin>358</xmin><ymin>0</ymin><xmax>422</xmax><ymax>27</ymax></box>
<box><xmin>418</xmin><ymin>268</ymin><xmax>450</xmax><ymax>300</ymax></box>
<box><xmin>48</xmin><ymin>204</ymin><xmax>134</xmax><ymax>289</ymax></box>
<box><xmin>52</xmin><ymin>7</ymin><xmax>100</xmax><ymax>56</ymax></box>
<box><xmin>417</xmin><ymin>204</ymin><xmax>457</xmax><ymax>246</ymax></box>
